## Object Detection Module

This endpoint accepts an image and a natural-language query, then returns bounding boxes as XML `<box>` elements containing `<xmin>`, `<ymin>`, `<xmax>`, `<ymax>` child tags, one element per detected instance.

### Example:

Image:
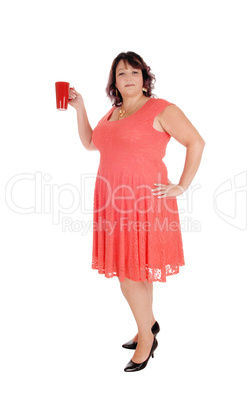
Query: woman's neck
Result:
<box><xmin>121</xmin><ymin>94</ymin><xmax>145</xmax><ymax>110</ymax></box>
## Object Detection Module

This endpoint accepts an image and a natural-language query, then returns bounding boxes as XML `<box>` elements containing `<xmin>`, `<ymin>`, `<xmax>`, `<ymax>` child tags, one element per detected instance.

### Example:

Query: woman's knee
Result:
<box><xmin>144</xmin><ymin>281</ymin><xmax>153</xmax><ymax>290</ymax></box>
<box><xmin>119</xmin><ymin>277</ymin><xmax>131</xmax><ymax>289</ymax></box>
<box><xmin>120</xmin><ymin>278</ymin><xmax>149</xmax><ymax>293</ymax></box>
<box><xmin>118</xmin><ymin>277</ymin><xmax>138</xmax><ymax>288</ymax></box>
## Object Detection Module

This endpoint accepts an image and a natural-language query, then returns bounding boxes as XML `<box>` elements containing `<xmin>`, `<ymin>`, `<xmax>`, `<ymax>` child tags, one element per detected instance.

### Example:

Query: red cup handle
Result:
<box><xmin>68</xmin><ymin>87</ymin><xmax>73</xmax><ymax>101</ymax></box>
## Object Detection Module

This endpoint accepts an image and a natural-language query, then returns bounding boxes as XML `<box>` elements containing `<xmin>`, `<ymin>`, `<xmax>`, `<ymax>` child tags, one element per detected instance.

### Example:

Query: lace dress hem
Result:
<box><xmin>92</xmin><ymin>256</ymin><xmax>185</xmax><ymax>283</ymax></box>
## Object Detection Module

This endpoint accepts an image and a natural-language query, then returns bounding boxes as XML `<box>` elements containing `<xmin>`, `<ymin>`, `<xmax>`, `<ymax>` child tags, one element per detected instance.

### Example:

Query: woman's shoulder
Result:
<box><xmin>149</xmin><ymin>97</ymin><xmax>177</xmax><ymax>117</ymax></box>
<box><xmin>152</xmin><ymin>97</ymin><xmax>175</xmax><ymax>106</ymax></box>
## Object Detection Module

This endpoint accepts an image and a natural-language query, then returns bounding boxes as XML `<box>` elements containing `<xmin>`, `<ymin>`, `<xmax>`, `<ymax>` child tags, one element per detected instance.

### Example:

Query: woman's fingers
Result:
<box><xmin>69</xmin><ymin>88</ymin><xmax>77</xmax><ymax>99</ymax></box>
<box><xmin>68</xmin><ymin>87</ymin><xmax>84</xmax><ymax>109</ymax></box>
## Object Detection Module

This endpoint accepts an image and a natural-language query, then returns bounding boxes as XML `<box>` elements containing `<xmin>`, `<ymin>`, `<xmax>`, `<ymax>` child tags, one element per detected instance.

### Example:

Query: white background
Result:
<box><xmin>1</xmin><ymin>0</ymin><xmax>251</xmax><ymax>401</ymax></box>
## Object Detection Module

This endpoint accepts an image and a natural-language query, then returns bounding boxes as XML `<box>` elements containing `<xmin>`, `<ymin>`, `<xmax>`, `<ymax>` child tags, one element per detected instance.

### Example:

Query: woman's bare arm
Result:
<box><xmin>76</xmin><ymin>105</ymin><xmax>98</xmax><ymax>151</ymax></box>
<box><xmin>158</xmin><ymin>104</ymin><xmax>205</xmax><ymax>190</ymax></box>
<box><xmin>68</xmin><ymin>87</ymin><xmax>98</xmax><ymax>151</ymax></box>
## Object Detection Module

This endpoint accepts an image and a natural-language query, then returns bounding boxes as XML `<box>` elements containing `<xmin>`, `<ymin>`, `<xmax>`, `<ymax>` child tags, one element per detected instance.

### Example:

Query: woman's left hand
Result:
<box><xmin>151</xmin><ymin>180</ymin><xmax>186</xmax><ymax>198</ymax></box>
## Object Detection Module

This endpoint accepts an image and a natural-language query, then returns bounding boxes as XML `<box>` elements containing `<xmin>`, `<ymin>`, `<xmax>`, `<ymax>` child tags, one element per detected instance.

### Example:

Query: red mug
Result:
<box><xmin>55</xmin><ymin>81</ymin><xmax>71</xmax><ymax>110</ymax></box>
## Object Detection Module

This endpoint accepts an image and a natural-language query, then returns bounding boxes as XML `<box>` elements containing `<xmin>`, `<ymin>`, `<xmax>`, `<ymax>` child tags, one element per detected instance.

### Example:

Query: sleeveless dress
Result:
<box><xmin>91</xmin><ymin>97</ymin><xmax>185</xmax><ymax>283</ymax></box>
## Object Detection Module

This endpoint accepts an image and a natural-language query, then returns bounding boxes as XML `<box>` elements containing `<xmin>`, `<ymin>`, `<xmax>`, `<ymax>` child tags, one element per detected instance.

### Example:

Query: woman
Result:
<box><xmin>69</xmin><ymin>51</ymin><xmax>205</xmax><ymax>372</ymax></box>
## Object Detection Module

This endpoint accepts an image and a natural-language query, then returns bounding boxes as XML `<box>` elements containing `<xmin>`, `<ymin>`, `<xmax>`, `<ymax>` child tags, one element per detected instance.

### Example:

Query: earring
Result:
<box><xmin>142</xmin><ymin>87</ymin><xmax>147</xmax><ymax>92</ymax></box>
<box><xmin>115</xmin><ymin>88</ymin><xmax>118</xmax><ymax>96</ymax></box>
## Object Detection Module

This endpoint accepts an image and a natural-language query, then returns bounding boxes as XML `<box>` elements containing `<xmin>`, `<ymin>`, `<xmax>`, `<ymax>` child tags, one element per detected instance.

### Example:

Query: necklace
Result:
<box><xmin>117</xmin><ymin>94</ymin><xmax>144</xmax><ymax>120</ymax></box>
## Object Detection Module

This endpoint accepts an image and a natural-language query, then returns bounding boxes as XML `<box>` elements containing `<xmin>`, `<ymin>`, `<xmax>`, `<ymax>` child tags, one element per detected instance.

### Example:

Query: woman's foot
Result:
<box><xmin>131</xmin><ymin>332</ymin><xmax>155</xmax><ymax>364</ymax></box>
<box><xmin>132</xmin><ymin>318</ymin><xmax>156</xmax><ymax>343</ymax></box>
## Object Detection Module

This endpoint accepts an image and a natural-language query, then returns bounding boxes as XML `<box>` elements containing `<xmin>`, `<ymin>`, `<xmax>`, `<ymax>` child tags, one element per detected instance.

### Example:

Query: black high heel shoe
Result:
<box><xmin>124</xmin><ymin>335</ymin><xmax>158</xmax><ymax>372</ymax></box>
<box><xmin>122</xmin><ymin>321</ymin><xmax>160</xmax><ymax>349</ymax></box>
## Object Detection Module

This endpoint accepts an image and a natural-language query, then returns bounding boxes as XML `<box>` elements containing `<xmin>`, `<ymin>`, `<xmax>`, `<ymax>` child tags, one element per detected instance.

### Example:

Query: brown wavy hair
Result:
<box><xmin>105</xmin><ymin>51</ymin><xmax>157</xmax><ymax>107</ymax></box>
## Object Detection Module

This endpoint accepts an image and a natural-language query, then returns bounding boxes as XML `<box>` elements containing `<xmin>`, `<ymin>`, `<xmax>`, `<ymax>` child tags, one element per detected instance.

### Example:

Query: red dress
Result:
<box><xmin>91</xmin><ymin>97</ymin><xmax>185</xmax><ymax>282</ymax></box>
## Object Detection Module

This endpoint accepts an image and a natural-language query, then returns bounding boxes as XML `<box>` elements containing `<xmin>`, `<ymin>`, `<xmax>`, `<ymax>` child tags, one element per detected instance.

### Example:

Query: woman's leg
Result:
<box><xmin>119</xmin><ymin>277</ymin><xmax>155</xmax><ymax>363</ymax></box>
<box><xmin>130</xmin><ymin>281</ymin><xmax>156</xmax><ymax>342</ymax></box>
<box><xmin>145</xmin><ymin>281</ymin><xmax>156</xmax><ymax>327</ymax></box>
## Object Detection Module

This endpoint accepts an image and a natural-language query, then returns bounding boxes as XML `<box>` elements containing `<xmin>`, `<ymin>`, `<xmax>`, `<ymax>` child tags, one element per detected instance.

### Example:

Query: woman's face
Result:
<box><xmin>115</xmin><ymin>59</ymin><xmax>143</xmax><ymax>99</ymax></box>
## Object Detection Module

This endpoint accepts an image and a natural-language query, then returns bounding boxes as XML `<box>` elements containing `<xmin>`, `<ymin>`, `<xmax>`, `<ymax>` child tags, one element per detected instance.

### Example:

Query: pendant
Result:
<box><xmin>119</xmin><ymin>109</ymin><xmax>126</xmax><ymax>118</ymax></box>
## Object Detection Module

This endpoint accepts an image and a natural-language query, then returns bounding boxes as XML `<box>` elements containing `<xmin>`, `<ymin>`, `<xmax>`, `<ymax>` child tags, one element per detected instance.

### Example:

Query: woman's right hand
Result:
<box><xmin>68</xmin><ymin>87</ymin><xmax>84</xmax><ymax>111</ymax></box>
